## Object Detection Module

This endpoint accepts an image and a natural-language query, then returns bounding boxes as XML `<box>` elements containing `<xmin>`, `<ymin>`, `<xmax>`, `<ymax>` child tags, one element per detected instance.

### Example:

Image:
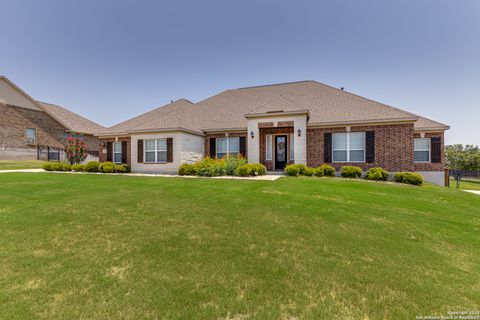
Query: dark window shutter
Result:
<box><xmin>431</xmin><ymin>137</ymin><xmax>441</xmax><ymax>163</ymax></box>
<box><xmin>121</xmin><ymin>141</ymin><xmax>127</xmax><ymax>164</ymax></box>
<box><xmin>167</xmin><ymin>138</ymin><xmax>173</xmax><ymax>162</ymax></box>
<box><xmin>210</xmin><ymin>138</ymin><xmax>216</xmax><ymax>158</ymax></box>
<box><xmin>324</xmin><ymin>133</ymin><xmax>332</xmax><ymax>163</ymax></box>
<box><xmin>137</xmin><ymin>139</ymin><xmax>143</xmax><ymax>163</ymax></box>
<box><xmin>366</xmin><ymin>131</ymin><xmax>375</xmax><ymax>163</ymax></box>
<box><xmin>106</xmin><ymin>142</ymin><xmax>112</xmax><ymax>162</ymax></box>
<box><xmin>239</xmin><ymin>136</ymin><xmax>246</xmax><ymax>157</ymax></box>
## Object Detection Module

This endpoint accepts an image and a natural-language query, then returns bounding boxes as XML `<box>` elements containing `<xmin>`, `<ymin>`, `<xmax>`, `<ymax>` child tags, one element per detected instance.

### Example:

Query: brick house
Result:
<box><xmin>0</xmin><ymin>76</ymin><xmax>104</xmax><ymax>161</ymax></box>
<box><xmin>97</xmin><ymin>80</ymin><xmax>449</xmax><ymax>185</ymax></box>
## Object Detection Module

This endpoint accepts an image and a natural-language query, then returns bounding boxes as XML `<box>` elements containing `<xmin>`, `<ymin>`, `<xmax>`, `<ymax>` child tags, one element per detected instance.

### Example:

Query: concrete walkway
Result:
<box><xmin>464</xmin><ymin>190</ymin><xmax>480</xmax><ymax>195</ymax></box>
<box><xmin>0</xmin><ymin>168</ymin><xmax>284</xmax><ymax>181</ymax></box>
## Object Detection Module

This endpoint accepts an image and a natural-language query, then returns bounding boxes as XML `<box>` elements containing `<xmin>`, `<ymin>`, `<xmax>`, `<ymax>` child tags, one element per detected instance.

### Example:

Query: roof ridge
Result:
<box><xmin>232</xmin><ymin>80</ymin><xmax>314</xmax><ymax>91</ymax></box>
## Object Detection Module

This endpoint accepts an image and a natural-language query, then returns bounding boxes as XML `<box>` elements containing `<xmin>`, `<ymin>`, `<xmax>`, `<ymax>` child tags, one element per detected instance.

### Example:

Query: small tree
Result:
<box><xmin>445</xmin><ymin>144</ymin><xmax>480</xmax><ymax>187</ymax></box>
<box><xmin>65</xmin><ymin>136</ymin><xmax>88</xmax><ymax>165</ymax></box>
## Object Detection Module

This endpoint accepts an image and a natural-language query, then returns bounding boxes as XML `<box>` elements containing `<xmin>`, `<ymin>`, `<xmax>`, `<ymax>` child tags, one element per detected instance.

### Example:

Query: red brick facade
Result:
<box><xmin>98</xmin><ymin>137</ymin><xmax>132</xmax><ymax>166</ymax></box>
<box><xmin>204</xmin><ymin>132</ymin><xmax>248</xmax><ymax>158</ymax></box>
<box><xmin>413</xmin><ymin>132</ymin><xmax>445</xmax><ymax>171</ymax></box>
<box><xmin>259</xmin><ymin>127</ymin><xmax>294</xmax><ymax>171</ymax></box>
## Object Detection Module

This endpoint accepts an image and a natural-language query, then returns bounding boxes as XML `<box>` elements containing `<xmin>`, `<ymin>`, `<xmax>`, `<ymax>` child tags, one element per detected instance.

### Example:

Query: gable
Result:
<box><xmin>0</xmin><ymin>78</ymin><xmax>42</xmax><ymax>110</ymax></box>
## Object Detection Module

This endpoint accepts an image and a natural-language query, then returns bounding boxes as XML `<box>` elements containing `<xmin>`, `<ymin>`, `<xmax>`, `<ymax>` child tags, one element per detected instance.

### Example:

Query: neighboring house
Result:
<box><xmin>97</xmin><ymin>80</ymin><xmax>449</xmax><ymax>185</ymax></box>
<box><xmin>0</xmin><ymin>76</ymin><xmax>104</xmax><ymax>161</ymax></box>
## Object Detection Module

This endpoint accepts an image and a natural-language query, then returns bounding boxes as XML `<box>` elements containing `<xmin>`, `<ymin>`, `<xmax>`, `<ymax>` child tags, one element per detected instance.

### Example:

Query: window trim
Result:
<box><xmin>290</xmin><ymin>133</ymin><xmax>294</xmax><ymax>161</ymax></box>
<box><xmin>25</xmin><ymin>128</ymin><xmax>36</xmax><ymax>145</ymax></box>
<box><xmin>143</xmin><ymin>138</ymin><xmax>167</xmax><ymax>163</ymax></box>
<box><xmin>266</xmin><ymin>135</ymin><xmax>273</xmax><ymax>161</ymax></box>
<box><xmin>332</xmin><ymin>132</ymin><xmax>366</xmax><ymax>163</ymax></box>
<box><xmin>414</xmin><ymin>138</ymin><xmax>431</xmax><ymax>163</ymax></box>
<box><xmin>216</xmin><ymin>136</ymin><xmax>240</xmax><ymax>158</ymax></box>
<box><xmin>113</xmin><ymin>142</ymin><xmax>122</xmax><ymax>164</ymax></box>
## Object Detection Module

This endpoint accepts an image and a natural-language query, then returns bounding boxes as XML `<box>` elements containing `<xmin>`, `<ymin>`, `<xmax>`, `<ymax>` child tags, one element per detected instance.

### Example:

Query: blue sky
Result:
<box><xmin>1</xmin><ymin>0</ymin><xmax>478</xmax><ymax>144</ymax></box>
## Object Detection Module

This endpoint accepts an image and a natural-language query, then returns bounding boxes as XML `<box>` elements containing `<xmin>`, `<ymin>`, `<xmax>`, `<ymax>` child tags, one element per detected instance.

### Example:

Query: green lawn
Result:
<box><xmin>0</xmin><ymin>160</ymin><xmax>46</xmax><ymax>170</ymax></box>
<box><xmin>450</xmin><ymin>176</ymin><xmax>480</xmax><ymax>190</ymax></box>
<box><xmin>0</xmin><ymin>173</ymin><xmax>479</xmax><ymax>319</ymax></box>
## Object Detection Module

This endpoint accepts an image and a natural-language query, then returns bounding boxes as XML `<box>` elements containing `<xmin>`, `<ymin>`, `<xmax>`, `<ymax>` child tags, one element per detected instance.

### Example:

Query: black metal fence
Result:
<box><xmin>37</xmin><ymin>145</ymin><xmax>65</xmax><ymax>162</ymax></box>
<box><xmin>448</xmin><ymin>170</ymin><xmax>480</xmax><ymax>190</ymax></box>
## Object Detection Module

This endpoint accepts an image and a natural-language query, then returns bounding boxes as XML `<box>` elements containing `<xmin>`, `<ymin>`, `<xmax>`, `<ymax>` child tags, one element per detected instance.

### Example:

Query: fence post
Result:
<box><xmin>444</xmin><ymin>169</ymin><xmax>449</xmax><ymax>187</ymax></box>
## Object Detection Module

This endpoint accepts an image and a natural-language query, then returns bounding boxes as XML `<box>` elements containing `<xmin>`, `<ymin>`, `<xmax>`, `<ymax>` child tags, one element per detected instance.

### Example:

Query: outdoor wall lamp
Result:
<box><xmin>297</xmin><ymin>128</ymin><xmax>302</xmax><ymax>137</ymax></box>
<box><xmin>250</xmin><ymin>131</ymin><xmax>255</xmax><ymax>139</ymax></box>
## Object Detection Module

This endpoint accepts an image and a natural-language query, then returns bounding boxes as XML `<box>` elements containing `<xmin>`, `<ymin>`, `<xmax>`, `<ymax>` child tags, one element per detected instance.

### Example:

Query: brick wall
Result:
<box><xmin>98</xmin><ymin>137</ymin><xmax>131</xmax><ymax>166</ymax></box>
<box><xmin>204</xmin><ymin>132</ymin><xmax>248</xmax><ymax>158</ymax></box>
<box><xmin>413</xmin><ymin>132</ymin><xmax>445</xmax><ymax>171</ymax></box>
<box><xmin>259</xmin><ymin>127</ymin><xmax>294</xmax><ymax>171</ymax></box>
<box><xmin>306</xmin><ymin>124</ymin><xmax>416</xmax><ymax>172</ymax></box>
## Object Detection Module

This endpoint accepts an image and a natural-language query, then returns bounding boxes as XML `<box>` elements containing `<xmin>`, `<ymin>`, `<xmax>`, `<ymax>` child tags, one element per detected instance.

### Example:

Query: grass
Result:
<box><xmin>449</xmin><ymin>176</ymin><xmax>480</xmax><ymax>190</ymax></box>
<box><xmin>0</xmin><ymin>160</ymin><xmax>46</xmax><ymax>170</ymax></box>
<box><xmin>0</xmin><ymin>173</ymin><xmax>479</xmax><ymax>319</ymax></box>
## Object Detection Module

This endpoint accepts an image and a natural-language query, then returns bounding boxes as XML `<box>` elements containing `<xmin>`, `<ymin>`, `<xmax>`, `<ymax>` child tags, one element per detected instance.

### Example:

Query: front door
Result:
<box><xmin>275</xmin><ymin>135</ymin><xmax>287</xmax><ymax>170</ymax></box>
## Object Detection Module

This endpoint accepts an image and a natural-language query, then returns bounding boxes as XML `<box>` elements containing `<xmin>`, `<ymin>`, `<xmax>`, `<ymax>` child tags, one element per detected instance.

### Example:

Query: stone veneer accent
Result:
<box><xmin>259</xmin><ymin>127</ymin><xmax>294</xmax><ymax>171</ymax></box>
<box><xmin>98</xmin><ymin>137</ymin><xmax>131</xmax><ymax>166</ymax></box>
<box><xmin>413</xmin><ymin>132</ymin><xmax>445</xmax><ymax>171</ymax></box>
<box><xmin>306</xmin><ymin>123</ymin><xmax>417</xmax><ymax>172</ymax></box>
<box><xmin>204</xmin><ymin>132</ymin><xmax>248</xmax><ymax>158</ymax></box>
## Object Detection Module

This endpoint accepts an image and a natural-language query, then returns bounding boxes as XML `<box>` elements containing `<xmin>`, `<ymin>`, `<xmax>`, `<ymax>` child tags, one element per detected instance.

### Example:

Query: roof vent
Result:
<box><xmin>267</xmin><ymin>110</ymin><xmax>284</xmax><ymax>113</ymax></box>
<box><xmin>340</xmin><ymin>87</ymin><xmax>344</xmax><ymax>91</ymax></box>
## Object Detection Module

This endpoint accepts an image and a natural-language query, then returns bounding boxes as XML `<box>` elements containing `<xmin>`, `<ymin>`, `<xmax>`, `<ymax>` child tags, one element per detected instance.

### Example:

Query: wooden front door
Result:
<box><xmin>275</xmin><ymin>135</ymin><xmax>287</xmax><ymax>170</ymax></box>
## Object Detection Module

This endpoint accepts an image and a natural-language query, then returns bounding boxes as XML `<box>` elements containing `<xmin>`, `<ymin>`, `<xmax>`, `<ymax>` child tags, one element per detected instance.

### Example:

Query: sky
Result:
<box><xmin>0</xmin><ymin>0</ymin><xmax>479</xmax><ymax>145</ymax></box>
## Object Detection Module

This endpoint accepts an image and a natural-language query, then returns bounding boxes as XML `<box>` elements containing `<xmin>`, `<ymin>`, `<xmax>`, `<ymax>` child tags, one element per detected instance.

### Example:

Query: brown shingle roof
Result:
<box><xmin>414</xmin><ymin>116</ymin><xmax>449</xmax><ymax>131</ymax></box>
<box><xmin>97</xmin><ymin>99</ymin><xmax>200</xmax><ymax>135</ymax></box>
<box><xmin>38</xmin><ymin>101</ymin><xmax>106</xmax><ymax>135</ymax></box>
<box><xmin>99</xmin><ymin>80</ymin><xmax>449</xmax><ymax>135</ymax></box>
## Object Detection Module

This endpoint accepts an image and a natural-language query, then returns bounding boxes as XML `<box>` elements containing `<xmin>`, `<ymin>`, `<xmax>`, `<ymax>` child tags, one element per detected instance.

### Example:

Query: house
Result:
<box><xmin>0</xmin><ymin>76</ymin><xmax>104</xmax><ymax>161</ymax></box>
<box><xmin>97</xmin><ymin>80</ymin><xmax>449</xmax><ymax>185</ymax></box>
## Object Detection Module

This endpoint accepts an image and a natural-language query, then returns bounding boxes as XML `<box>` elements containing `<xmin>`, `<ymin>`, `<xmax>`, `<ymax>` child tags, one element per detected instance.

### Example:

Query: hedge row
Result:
<box><xmin>43</xmin><ymin>161</ymin><xmax>130</xmax><ymax>173</ymax></box>
<box><xmin>284</xmin><ymin>164</ymin><xmax>423</xmax><ymax>185</ymax></box>
<box><xmin>178</xmin><ymin>156</ymin><xmax>266</xmax><ymax>177</ymax></box>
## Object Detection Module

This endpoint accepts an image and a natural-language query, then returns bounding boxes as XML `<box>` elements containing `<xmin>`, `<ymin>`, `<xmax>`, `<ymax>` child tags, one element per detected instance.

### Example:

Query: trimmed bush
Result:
<box><xmin>366</xmin><ymin>167</ymin><xmax>389</xmax><ymax>181</ymax></box>
<box><xmin>295</xmin><ymin>164</ymin><xmax>309</xmax><ymax>175</ymax></box>
<box><xmin>51</xmin><ymin>163</ymin><xmax>64</xmax><ymax>171</ymax></box>
<box><xmin>72</xmin><ymin>164</ymin><xmax>85</xmax><ymax>172</ymax></box>
<box><xmin>61</xmin><ymin>163</ymin><xmax>72</xmax><ymax>171</ymax></box>
<box><xmin>304</xmin><ymin>167</ymin><xmax>315</xmax><ymax>176</ymax></box>
<box><xmin>225</xmin><ymin>155</ymin><xmax>247</xmax><ymax>176</ymax></box>
<box><xmin>114</xmin><ymin>164</ymin><xmax>128</xmax><ymax>173</ymax></box>
<box><xmin>340</xmin><ymin>166</ymin><xmax>362</xmax><ymax>178</ymax></box>
<box><xmin>178</xmin><ymin>163</ymin><xmax>198</xmax><ymax>176</ymax></box>
<box><xmin>284</xmin><ymin>164</ymin><xmax>300</xmax><ymax>176</ymax></box>
<box><xmin>99</xmin><ymin>161</ymin><xmax>115</xmax><ymax>173</ymax></box>
<box><xmin>42</xmin><ymin>163</ymin><xmax>54</xmax><ymax>171</ymax></box>
<box><xmin>236</xmin><ymin>164</ymin><xmax>251</xmax><ymax>176</ymax></box>
<box><xmin>236</xmin><ymin>163</ymin><xmax>267</xmax><ymax>177</ymax></box>
<box><xmin>394</xmin><ymin>172</ymin><xmax>424</xmax><ymax>185</ymax></box>
<box><xmin>85</xmin><ymin>161</ymin><xmax>100</xmax><ymax>172</ymax></box>
<box><xmin>314</xmin><ymin>164</ymin><xmax>335</xmax><ymax>177</ymax></box>
<box><xmin>196</xmin><ymin>157</ymin><xmax>226</xmax><ymax>177</ymax></box>
<box><xmin>252</xmin><ymin>163</ymin><xmax>266</xmax><ymax>176</ymax></box>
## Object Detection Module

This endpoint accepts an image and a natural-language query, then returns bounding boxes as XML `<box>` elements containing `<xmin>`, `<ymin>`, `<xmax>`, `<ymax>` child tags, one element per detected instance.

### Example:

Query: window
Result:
<box><xmin>332</xmin><ymin>132</ymin><xmax>365</xmax><ymax>162</ymax></box>
<box><xmin>266</xmin><ymin>135</ymin><xmax>272</xmax><ymax>160</ymax></box>
<box><xmin>216</xmin><ymin>137</ymin><xmax>239</xmax><ymax>158</ymax></box>
<box><xmin>25</xmin><ymin>128</ymin><xmax>36</xmax><ymax>145</ymax></box>
<box><xmin>113</xmin><ymin>142</ymin><xmax>122</xmax><ymax>163</ymax></box>
<box><xmin>144</xmin><ymin>139</ymin><xmax>167</xmax><ymax>163</ymax></box>
<box><xmin>414</xmin><ymin>138</ymin><xmax>430</xmax><ymax>162</ymax></box>
<box><xmin>290</xmin><ymin>133</ymin><xmax>294</xmax><ymax>161</ymax></box>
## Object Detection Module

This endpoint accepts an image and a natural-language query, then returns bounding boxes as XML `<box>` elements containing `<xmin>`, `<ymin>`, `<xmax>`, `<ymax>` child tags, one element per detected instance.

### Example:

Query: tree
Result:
<box><xmin>445</xmin><ymin>144</ymin><xmax>480</xmax><ymax>187</ymax></box>
<box><xmin>0</xmin><ymin>128</ymin><xmax>12</xmax><ymax>159</ymax></box>
<box><xmin>65</xmin><ymin>136</ymin><xmax>88</xmax><ymax>165</ymax></box>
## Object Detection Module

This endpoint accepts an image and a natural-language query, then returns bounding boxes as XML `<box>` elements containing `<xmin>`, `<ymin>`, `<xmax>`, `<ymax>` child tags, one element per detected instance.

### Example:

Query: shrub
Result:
<box><xmin>85</xmin><ymin>161</ymin><xmax>100</xmax><ymax>172</ymax></box>
<box><xmin>51</xmin><ymin>162</ymin><xmax>64</xmax><ymax>171</ymax></box>
<box><xmin>394</xmin><ymin>172</ymin><xmax>424</xmax><ymax>185</ymax></box>
<box><xmin>366</xmin><ymin>167</ymin><xmax>389</xmax><ymax>181</ymax></box>
<box><xmin>225</xmin><ymin>155</ymin><xmax>247</xmax><ymax>176</ymax></box>
<box><xmin>178</xmin><ymin>163</ymin><xmax>198</xmax><ymax>176</ymax></box>
<box><xmin>72</xmin><ymin>164</ymin><xmax>85</xmax><ymax>172</ymax></box>
<box><xmin>303</xmin><ymin>167</ymin><xmax>315</xmax><ymax>176</ymax></box>
<box><xmin>340</xmin><ymin>166</ymin><xmax>362</xmax><ymax>178</ymax></box>
<box><xmin>314</xmin><ymin>164</ymin><xmax>336</xmax><ymax>177</ymax></box>
<box><xmin>236</xmin><ymin>164</ymin><xmax>252</xmax><ymax>176</ymax></box>
<box><xmin>251</xmin><ymin>163</ymin><xmax>266</xmax><ymax>176</ymax></box>
<box><xmin>99</xmin><ymin>161</ymin><xmax>115</xmax><ymax>173</ymax></box>
<box><xmin>61</xmin><ymin>163</ymin><xmax>72</xmax><ymax>171</ymax></box>
<box><xmin>284</xmin><ymin>164</ymin><xmax>300</xmax><ymax>176</ymax></box>
<box><xmin>295</xmin><ymin>164</ymin><xmax>309</xmax><ymax>175</ymax></box>
<box><xmin>114</xmin><ymin>164</ymin><xmax>128</xmax><ymax>173</ymax></box>
<box><xmin>196</xmin><ymin>157</ymin><xmax>226</xmax><ymax>177</ymax></box>
<box><xmin>42</xmin><ymin>163</ymin><xmax>53</xmax><ymax>171</ymax></box>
